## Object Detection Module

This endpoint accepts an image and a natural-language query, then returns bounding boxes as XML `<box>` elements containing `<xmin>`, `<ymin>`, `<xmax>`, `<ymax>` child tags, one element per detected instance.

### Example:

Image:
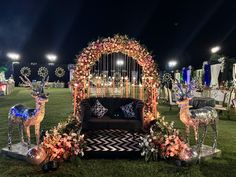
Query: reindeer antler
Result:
<box><xmin>40</xmin><ymin>76</ymin><xmax>49</xmax><ymax>89</ymax></box>
<box><xmin>173</xmin><ymin>79</ymin><xmax>185</xmax><ymax>100</ymax></box>
<box><xmin>19</xmin><ymin>75</ymin><xmax>33</xmax><ymax>88</ymax></box>
<box><xmin>186</xmin><ymin>81</ymin><xmax>196</xmax><ymax>98</ymax></box>
<box><xmin>173</xmin><ymin>79</ymin><xmax>196</xmax><ymax>101</ymax></box>
<box><xmin>35</xmin><ymin>76</ymin><xmax>49</xmax><ymax>97</ymax></box>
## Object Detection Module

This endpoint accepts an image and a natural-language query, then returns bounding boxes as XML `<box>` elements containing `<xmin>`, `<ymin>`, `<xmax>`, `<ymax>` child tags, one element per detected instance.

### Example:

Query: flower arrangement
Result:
<box><xmin>40</xmin><ymin>114</ymin><xmax>86</xmax><ymax>162</ymax></box>
<box><xmin>140</xmin><ymin>117</ymin><xmax>192</xmax><ymax>161</ymax></box>
<box><xmin>41</xmin><ymin>129</ymin><xmax>85</xmax><ymax>161</ymax></box>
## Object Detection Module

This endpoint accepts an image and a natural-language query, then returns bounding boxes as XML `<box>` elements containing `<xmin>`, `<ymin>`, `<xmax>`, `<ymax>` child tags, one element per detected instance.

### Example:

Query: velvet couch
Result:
<box><xmin>80</xmin><ymin>97</ymin><xmax>144</xmax><ymax>131</ymax></box>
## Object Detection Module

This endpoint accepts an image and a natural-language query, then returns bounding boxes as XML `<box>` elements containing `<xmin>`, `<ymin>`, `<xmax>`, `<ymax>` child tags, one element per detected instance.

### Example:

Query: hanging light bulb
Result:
<box><xmin>116</xmin><ymin>59</ymin><xmax>124</xmax><ymax>66</ymax></box>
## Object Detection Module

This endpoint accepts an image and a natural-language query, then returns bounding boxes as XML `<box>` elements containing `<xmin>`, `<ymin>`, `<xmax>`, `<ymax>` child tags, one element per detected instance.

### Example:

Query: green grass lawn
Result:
<box><xmin>0</xmin><ymin>88</ymin><xmax>236</xmax><ymax>177</ymax></box>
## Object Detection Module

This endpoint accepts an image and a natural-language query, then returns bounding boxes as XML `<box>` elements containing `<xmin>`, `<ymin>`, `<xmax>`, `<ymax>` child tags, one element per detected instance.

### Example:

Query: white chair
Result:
<box><xmin>232</xmin><ymin>98</ymin><xmax>236</xmax><ymax>111</ymax></box>
<box><xmin>167</xmin><ymin>88</ymin><xmax>177</xmax><ymax>110</ymax></box>
<box><xmin>212</xmin><ymin>88</ymin><xmax>234</xmax><ymax>119</ymax></box>
<box><xmin>158</xmin><ymin>87</ymin><xmax>168</xmax><ymax>103</ymax></box>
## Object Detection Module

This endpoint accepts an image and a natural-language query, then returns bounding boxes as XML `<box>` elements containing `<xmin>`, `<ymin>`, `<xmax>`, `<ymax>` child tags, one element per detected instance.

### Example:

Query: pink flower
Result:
<box><xmin>170</xmin><ymin>152</ymin><xmax>175</xmax><ymax>157</ymax></box>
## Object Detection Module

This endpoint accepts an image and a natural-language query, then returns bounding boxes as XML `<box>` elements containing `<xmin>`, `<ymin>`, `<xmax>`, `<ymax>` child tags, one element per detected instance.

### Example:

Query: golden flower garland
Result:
<box><xmin>71</xmin><ymin>35</ymin><xmax>160</xmax><ymax>122</ymax></box>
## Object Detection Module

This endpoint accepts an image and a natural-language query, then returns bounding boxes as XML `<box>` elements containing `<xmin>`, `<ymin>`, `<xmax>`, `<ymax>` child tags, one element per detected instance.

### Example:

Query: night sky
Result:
<box><xmin>0</xmin><ymin>0</ymin><xmax>235</xmax><ymax>70</ymax></box>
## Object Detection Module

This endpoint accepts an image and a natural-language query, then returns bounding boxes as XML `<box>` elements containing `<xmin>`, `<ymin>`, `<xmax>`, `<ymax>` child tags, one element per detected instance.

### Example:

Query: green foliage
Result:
<box><xmin>0</xmin><ymin>66</ymin><xmax>7</xmax><ymax>73</ymax></box>
<box><xmin>210</xmin><ymin>53</ymin><xmax>224</xmax><ymax>62</ymax></box>
<box><xmin>210</xmin><ymin>53</ymin><xmax>236</xmax><ymax>64</ymax></box>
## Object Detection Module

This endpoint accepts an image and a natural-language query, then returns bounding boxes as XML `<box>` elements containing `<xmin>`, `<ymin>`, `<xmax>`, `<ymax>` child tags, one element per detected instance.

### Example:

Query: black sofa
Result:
<box><xmin>80</xmin><ymin>97</ymin><xmax>144</xmax><ymax>131</ymax></box>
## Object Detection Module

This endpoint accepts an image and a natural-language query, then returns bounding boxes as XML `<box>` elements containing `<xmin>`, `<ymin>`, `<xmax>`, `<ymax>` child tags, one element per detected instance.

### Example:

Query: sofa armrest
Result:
<box><xmin>80</xmin><ymin>100</ymin><xmax>92</xmax><ymax>123</ymax></box>
<box><xmin>134</xmin><ymin>101</ymin><xmax>144</xmax><ymax>126</ymax></box>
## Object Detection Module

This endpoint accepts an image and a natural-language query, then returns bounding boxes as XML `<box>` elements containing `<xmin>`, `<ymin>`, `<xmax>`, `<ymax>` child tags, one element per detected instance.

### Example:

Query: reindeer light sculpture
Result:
<box><xmin>174</xmin><ymin>81</ymin><xmax>218</xmax><ymax>160</ymax></box>
<box><xmin>8</xmin><ymin>76</ymin><xmax>49</xmax><ymax>150</ymax></box>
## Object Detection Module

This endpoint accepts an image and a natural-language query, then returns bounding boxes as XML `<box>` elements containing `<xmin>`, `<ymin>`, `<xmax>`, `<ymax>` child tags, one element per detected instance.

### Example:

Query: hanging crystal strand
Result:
<box><xmin>111</xmin><ymin>53</ymin><xmax>113</xmax><ymax>76</ymax></box>
<box><xmin>109</xmin><ymin>54</ymin><xmax>113</xmax><ymax>96</ymax></box>
<box><xmin>127</xmin><ymin>55</ymin><xmax>129</xmax><ymax>96</ymax></box>
<box><xmin>99</xmin><ymin>58</ymin><xmax>101</xmax><ymax>97</ymax></box>
<box><xmin>115</xmin><ymin>53</ymin><xmax>117</xmax><ymax>73</ymax></box>
<box><xmin>101</xmin><ymin>54</ymin><xmax>104</xmax><ymax>97</ymax></box>
<box><xmin>92</xmin><ymin>64</ymin><xmax>94</xmax><ymax>75</ymax></box>
<box><xmin>112</xmin><ymin>53</ymin><xmax>116</xmax><ymax>97</ymax></box>
<box><xmin>128</xmin><ymin>56</ymin><xmax>131</xmax><ymax>97</ymax></box>
<box><xmin>96</xmin><ymin>61</ymin><xmax>98</xmax><ymax>75</ymax></box>
<box><xmin>125</xmin><ymin>51</ymin><xmax>127</xmax><ymax>78</ymax></box>
<box><xmin>100</xmin><ymin>55</ymin><xmax>102</xmax><ymax>75</ymax></box>
<box><xmin>129</xmin><ymin>56</ymin><xmax>130</xmax><ymax>82</ymax></box>
<box><xmin>104</xmin><ymin>54</ymin><xmax>106</xmax><ymax>97</ymax></box>
<box><xmin>137</xmin><ymin>62</ymin><xmax>139</xmax><ymax>85</ymax></box>
<box><xmin>101</xmin><ymin>55</ymin><xmax>103</xmax><ymax>75</ymax></box>
<box><xmin>93</xmin><ymin>62</ymin><xmax>95</xmax><ymax>75</ymax></box>
<box><xmin>106</xmin><ymin>54</ymin><xmax>108</xmax><ymax>96</ymax></box>
<box><xmin>135</xmin><ymin>60</ymin><xmax>137</xmax><ymax>98</ymax></box>
<box><xmin>100</xmin><ymin>56</ymin><xmax>102</xmax><ymax>75</ymax></box>
<box><xmin>131</xmin><ymin>58</ymin><xmax>134</xmax><ymax>98</ymax></box>
<box><xmin>129</xmin><ymin>57</ymin><xmax>131</xmax><ymax>97</ymax></box>
<box><xmin>98</xmin><ymin>59</ymin><xmax>99</xmax><ymax>75</ymax></box>
<box><xmin>132</xmin><ymin>58</ymin><xmax>134</xmax><ymax>83</ymax></box>
<box><xmin>115</xmin><ymin>53</ymin><xmax>117</xmax><ymax>97</ymax></box>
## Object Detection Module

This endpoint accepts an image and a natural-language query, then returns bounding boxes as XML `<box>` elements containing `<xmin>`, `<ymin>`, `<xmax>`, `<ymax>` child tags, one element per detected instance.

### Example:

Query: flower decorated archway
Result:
<box><xmin>71</xmin><ymin>35</ymin><xmax>159</xmax><ymax>122</ymax></box>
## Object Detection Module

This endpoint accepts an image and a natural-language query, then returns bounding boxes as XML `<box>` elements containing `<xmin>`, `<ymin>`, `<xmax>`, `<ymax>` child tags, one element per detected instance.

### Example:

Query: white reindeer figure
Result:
<box><xmin>8</xmin><ymin>76</ymin><xmax>49</xmax><ymax>150</ymax></box>
<box><xmin>174</xmin><ymin>81</ymin><xmax>218</xmax><ymax>160</ymax></box>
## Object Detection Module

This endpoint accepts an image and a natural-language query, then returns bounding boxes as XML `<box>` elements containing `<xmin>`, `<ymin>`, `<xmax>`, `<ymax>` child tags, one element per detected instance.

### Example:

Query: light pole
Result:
<box><xmin>6</xmin><ymin>52</ymin><xmax>20</xmax><ymax>78</ymax></box>
<box><xmin>46</xmin><ymin>54</ymin><xmax>57</xmax><ymax>65</ymax></box>
<box><xmin>211</xmin><ymin>46</ymin><xmax>221</xmax><ymax>54</ymax></box>
<box><xmin>168</xmin><ymin>60</ymin><xmax>178</xmax><ymax>72</ymax></box>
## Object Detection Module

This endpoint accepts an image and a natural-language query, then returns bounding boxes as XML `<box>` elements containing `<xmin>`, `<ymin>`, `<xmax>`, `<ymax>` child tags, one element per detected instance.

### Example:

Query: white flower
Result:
<box><xmin>71</xmin><ymin>133</ymin><xmax>77</xmax><ymax>137</ymax></box>
<box><xmin>141</xmin><ymin>151</ymin><xmax>145</xmax><ymax>156</ymax></box>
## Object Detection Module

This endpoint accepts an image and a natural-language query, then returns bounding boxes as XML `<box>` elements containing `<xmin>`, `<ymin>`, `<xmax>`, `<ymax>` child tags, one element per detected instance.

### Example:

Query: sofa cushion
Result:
<box><xmin>87</xmin><ymin>97</ymin><xmax>138</xmax><ymax>117</ymax></box>
<box><xmin>120</xmin><ymin>102</ymin><xmax>135</xmax><ymax>118</ymax></box>
<box><xmin>91</xmin><ymin>100</ymin><xmax>108</xmax><ymax>118</ymax></box>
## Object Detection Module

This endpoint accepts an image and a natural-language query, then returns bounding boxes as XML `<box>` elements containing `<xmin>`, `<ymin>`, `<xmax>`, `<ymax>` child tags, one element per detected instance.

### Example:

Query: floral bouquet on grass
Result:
<box><xmin>140</xmin><ymin>117</ymin><xmax>192</xmax><ymax>161</ymax></box>
<box><xmin>41</xmin><ymin>128</ymin><xmax>85</xmax><ymax>162</ymax></box>
<box><xmin>40</xmin><ymin>114</ymin><xmax>86</xmax><ymax>162</ymax></box>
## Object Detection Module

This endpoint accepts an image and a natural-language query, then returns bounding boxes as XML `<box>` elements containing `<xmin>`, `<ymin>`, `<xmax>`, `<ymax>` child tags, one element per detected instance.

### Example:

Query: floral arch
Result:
<box><xmin>71</xmin><ymin>35</ymin><xmax>160</xmax><ymax>122</ymax></box>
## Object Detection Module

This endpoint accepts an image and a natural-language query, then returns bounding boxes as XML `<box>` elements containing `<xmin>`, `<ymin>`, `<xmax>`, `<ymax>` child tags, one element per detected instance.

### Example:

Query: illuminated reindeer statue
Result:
<box><xmin>174</xmin><ymin>81</ymin><xmax>218</xmax><ymax>160</ymax></box>
<box><xmin>8</xmin><ymin>76</ymin><xmax>49</xmax><ymax>150</ymax></box>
